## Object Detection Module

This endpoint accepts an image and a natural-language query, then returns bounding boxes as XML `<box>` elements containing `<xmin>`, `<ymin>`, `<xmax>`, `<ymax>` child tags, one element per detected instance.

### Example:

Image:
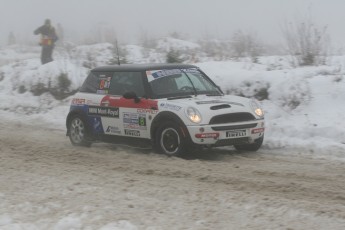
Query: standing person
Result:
<box><xmin>34</xmin><ymin>19</ymin><xmax>58</xmax><ymax>64</ymax></box>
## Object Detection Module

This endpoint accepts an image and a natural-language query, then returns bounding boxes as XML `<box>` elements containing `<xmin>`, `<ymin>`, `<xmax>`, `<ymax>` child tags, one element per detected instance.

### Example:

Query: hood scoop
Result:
<box><xmin>210</xmin><ymin>104</ymin><xmax>231</xmax><ymax>110</ymax></box>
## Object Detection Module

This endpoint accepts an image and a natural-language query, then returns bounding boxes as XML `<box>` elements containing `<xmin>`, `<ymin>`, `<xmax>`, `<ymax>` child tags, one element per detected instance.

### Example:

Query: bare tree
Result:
<box><xmin>108</xmin><ymin>40</ymin><xmax>128</xmax><ymax>65</ymax></box>
<box><xmin>138</xmin><ymin>28</ymin><xmax>157</xmax><ymax>49</ymax></box>
<box><xmin>230</xmin><ymin>30</ymin><xmax>263</xmax><ymax>62</ymax></box>
<box><xmin>7</xmin><ymin>32</ymin><xmax>16</xmax><ymax>45</ymax></box>
<box><xmin>281</xmin><ymin>12</ymin><xmax>330</xmax><ymax>66</ymax></box>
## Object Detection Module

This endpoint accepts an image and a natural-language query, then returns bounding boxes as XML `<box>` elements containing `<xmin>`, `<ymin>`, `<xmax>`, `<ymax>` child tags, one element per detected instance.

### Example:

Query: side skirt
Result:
<box><xmin>96</xmin><ymin>134</ymin><xmax>152</xmax><ymax>149</ymax></box>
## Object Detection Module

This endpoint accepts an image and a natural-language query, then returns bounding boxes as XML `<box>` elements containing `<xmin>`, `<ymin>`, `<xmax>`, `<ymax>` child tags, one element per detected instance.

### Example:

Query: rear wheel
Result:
<box><xmin>68</xmin><ymin>115</ymin><xmax>91</xmax><ymax>147</ymax></box>
<box><xmin>234</xmin><ymin>135</ymin><xmax>263</xmax><ymax>151</ymax></box>
<box><xmin>155</xmin><ymin>122</ymin><xmax>189</xmax><ymax>157</ymax></box>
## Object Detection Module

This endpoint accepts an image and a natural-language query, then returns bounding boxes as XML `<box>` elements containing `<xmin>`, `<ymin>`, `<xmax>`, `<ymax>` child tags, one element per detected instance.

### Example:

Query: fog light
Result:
<box><xmin>252</xmin><ymin>128</ymin><xmax>265</xmax><ymax>134</ymax></box>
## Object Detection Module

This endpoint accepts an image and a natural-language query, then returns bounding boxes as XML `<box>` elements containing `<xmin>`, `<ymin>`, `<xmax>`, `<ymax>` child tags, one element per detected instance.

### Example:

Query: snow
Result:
<box><xmin>0</xmin><ymin>40</ymin><xmax>345</xmax><ymax>229</ymax></box>
<box><xmin>156</xmin><ymin>37</ymin><xmax>200</xmax><ymax>51</ymax></box>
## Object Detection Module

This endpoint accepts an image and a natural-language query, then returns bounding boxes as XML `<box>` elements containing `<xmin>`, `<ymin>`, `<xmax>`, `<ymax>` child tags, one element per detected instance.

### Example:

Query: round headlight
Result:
<box><xmin>251</xmin><ymin>100</ymin><xmax>264</xmax><ymax>118</ymax></box>
<box><xmin>185</xmin><ymin>107</ymin><xmax>202</xmax><ymax>123</ymax></box>
<box><xmin>254</xmin><ymin>108</ymin><xmax>264</xmax><ymax>117</ymax></box>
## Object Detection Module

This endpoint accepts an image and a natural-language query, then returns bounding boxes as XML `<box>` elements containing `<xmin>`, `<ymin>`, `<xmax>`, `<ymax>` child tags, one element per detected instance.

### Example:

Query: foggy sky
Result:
<box><xmin>1</xmin><ymin>0</ymin><xmax>345</xmax><ymax>47</ymax></box>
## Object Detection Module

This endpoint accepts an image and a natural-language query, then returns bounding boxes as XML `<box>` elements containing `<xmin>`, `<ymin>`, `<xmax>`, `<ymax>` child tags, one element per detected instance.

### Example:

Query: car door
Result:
<box><xmin>101</xmin><ymin>71</ymin><xmax>158</xmax><ymax>139</ymax></box>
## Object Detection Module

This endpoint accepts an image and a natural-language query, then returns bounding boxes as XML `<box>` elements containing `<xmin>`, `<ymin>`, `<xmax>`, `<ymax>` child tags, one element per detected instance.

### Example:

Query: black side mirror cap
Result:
<box><xmin>123</xmin><ymin>91</ymin><xmax>141</xmax><ymax>103</ymax></box>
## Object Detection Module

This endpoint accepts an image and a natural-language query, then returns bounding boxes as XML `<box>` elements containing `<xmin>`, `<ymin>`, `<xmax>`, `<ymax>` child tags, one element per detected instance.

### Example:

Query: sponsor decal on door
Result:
<box><xmin>123</xmin><ymin>112</ymin><xmax>147</xmax><ymax>130</ymax></box>
<box><xmin>88</xmin><ymin>106</ymin><xmax>119</xmax><ymax>118</ymax></box>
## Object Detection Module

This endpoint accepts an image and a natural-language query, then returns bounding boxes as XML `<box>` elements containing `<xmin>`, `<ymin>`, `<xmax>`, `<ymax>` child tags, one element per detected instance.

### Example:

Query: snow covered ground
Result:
<box><xmin>1</xmin><ymin>119</ymin><xmax>345</xmax><ymax>230</ymax></box>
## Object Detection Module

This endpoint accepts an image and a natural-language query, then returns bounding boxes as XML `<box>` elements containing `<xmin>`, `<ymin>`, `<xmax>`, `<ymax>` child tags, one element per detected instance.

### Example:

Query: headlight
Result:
<box><xmin>251</xmin><ymin>99</ymin><xmax>264</xmax><ymax>118</ymax></box>
<box><xmin>185</xmin><ymin>107</ymin><xmax>202</xmax><ymax>123</ymax></box>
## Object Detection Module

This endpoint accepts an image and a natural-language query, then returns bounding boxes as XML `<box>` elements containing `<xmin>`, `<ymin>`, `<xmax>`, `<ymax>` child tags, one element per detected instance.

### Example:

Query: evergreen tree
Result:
<box><xmin>166</xmin><ymin>49</ymin><xmax>183</xmax><ymax>63</ymax></box>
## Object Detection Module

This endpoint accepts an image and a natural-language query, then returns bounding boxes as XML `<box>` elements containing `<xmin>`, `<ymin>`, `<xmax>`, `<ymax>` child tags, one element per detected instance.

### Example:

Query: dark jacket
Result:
<box><xmin>34</xmin><ymin>25</ymin><xmax>58</xmax><ymax>46</ymax></box>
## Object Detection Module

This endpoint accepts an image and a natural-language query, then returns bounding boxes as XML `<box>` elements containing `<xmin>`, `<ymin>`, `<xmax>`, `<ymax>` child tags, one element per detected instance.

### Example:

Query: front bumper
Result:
<box><xmin>187</xmin><ymin>119</ymin><xmax>265</xmax><ymax>146</ymax></box>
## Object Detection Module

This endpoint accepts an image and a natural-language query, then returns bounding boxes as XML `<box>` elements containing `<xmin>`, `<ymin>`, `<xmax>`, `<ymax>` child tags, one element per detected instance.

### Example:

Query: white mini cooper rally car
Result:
<box><xmin>66</xmin><ymin>64</ymin><xmax>265</xmax><ymax>157</ymax></box>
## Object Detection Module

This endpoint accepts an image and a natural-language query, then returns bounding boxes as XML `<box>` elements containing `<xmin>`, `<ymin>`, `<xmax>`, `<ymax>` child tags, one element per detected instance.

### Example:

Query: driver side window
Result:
<box><xmin>109</xmin><ymin>72</ymin><xmax>145</xmax><ymax>96</ymax></box>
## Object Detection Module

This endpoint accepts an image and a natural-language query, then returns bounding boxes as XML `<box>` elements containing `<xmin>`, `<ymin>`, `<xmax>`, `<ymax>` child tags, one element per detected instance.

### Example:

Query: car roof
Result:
<box><xmin>91</xmin><ymin>63</ymin><xmax>198</xmax><ymax>72</ymax></box>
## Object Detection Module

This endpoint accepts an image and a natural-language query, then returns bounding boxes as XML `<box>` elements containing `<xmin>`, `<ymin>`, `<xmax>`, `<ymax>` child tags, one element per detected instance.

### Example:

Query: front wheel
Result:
<box><xmin>234</xmin><ymin>135</ymin><xmax>264</xmax><ymax>151</ymax></box>
<box><xmin>68</xmin><ymin>115</ymin><xmax>91</xmax><ymax>147</ymax></box>
<box><xmin>155</xmin><ymin>122</ymin><xmax>190</xmax><ymax>157</ymax></box>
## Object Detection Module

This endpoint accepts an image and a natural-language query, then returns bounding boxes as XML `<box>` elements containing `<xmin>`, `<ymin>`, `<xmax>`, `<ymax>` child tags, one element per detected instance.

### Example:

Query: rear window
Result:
<box><xmin>79</xmin><ymin>72</ymin><xmax>112</xmax><ymax>94</ymax></box>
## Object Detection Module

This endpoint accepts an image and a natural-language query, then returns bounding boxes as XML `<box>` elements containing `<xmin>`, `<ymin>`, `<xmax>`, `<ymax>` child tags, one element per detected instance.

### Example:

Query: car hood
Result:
<box><xmin>158</xmin><ymin>94</ymin><xmax>257</xmax><ymax>125</ymax></box>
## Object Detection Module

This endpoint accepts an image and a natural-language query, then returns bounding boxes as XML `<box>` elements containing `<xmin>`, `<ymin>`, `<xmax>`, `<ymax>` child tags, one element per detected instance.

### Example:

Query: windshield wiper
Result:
<box><xmin>167</xmin><ymin>95</ymin><xmax>193</xmax><ymax>100</ymax></box>
<box><xmin>206</xmin><ymin>92</ymin><xmax>223</xmax><ymax>96</ymax></box>
<box><xmin>181</xmin><ymin>69</ymin><xmax>198</xmax><ymax>96</ymax></box>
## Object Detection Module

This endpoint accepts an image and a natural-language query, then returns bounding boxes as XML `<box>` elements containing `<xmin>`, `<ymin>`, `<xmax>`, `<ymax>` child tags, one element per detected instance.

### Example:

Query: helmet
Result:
<box><xmin>44</xmin><ymin>19</ymin><xmax>51</xmax><ymax>25</ymax></box>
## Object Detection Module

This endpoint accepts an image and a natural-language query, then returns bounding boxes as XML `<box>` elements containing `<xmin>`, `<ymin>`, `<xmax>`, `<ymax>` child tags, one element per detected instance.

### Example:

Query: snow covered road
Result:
<box><xmin>0</xmin><ymin>119</ymin><xmax>345</xmax><ymax>230</ymax></box>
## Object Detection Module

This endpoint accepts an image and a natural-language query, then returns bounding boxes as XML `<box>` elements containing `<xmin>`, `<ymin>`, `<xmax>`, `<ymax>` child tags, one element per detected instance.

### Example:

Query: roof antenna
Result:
<box><xmin>115</xmin><ymin>39</ymin><xmax>120</xmax><ymax>65</ymax></box>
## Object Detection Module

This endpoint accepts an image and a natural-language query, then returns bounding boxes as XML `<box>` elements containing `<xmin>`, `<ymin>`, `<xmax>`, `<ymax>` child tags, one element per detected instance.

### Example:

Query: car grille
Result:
<box><xmin>209</xmin><ymin>112</ymin><xmax>256</xmax><ymax>125</ymax></box>
<box><xmin>215</xmin><ymin>137</ymin><xmax>249</xmax><ymax>146</ymax></box>
<box><xmin>211</xmin><ymin>123</ymin><xmax>257</xmax><ymax>131</ymax></box>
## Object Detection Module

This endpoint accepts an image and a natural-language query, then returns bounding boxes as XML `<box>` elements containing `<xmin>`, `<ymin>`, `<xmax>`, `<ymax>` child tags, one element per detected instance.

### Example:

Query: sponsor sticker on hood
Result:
<box><xmin>160</xmin><ymin>102</ymin><xmax>182</xmax><ymax>111</ymax></box>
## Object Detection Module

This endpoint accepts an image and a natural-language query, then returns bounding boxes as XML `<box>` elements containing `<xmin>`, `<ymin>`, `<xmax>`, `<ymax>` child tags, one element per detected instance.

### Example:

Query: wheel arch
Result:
<box><xmin>66</xmin><ymin>109</ymin><xmax>90</xmax><ymax>136</ymax></box>
<box><xmin>150</xmin><ymin>111</ymin><xmax>191</xmax><ymax>140</ymax></box>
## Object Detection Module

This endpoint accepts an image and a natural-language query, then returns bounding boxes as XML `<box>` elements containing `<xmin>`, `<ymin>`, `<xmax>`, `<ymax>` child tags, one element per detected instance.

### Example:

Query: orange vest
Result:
<box><xmin>41</xmin><ymin>35</ymin><xmax>52</xmax><ymax>46</ymax></box>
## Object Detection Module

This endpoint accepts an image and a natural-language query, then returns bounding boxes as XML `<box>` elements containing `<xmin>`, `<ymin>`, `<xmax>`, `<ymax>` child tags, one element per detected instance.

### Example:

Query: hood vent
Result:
<box><xmin>210</xmin><ymin>104</ymin><xmax>231</xmax><ymax>110</ymax></box>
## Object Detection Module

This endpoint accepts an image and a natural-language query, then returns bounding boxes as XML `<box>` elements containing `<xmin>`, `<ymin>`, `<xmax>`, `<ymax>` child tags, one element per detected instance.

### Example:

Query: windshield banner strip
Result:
<box><xmin>146</xmin><ymin>68</ymin><xmax>199</xmax><ymax>82</ymax></box>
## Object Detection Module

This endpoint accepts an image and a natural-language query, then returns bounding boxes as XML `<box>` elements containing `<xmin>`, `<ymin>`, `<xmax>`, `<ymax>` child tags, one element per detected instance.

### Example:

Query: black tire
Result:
<box><xmin>234</xmin><ymin>135</ymin><xmax>264</xmax><ymax>152</ymax></box>
<box><xmin>68</xmin><ymin>115</ymin><xmax>92</xmax><ymax>147</ymax></box>
<box><xmin>155</xmin><ymin>121</ymin><xmax>190</xmax><ymax>157</ymax></box>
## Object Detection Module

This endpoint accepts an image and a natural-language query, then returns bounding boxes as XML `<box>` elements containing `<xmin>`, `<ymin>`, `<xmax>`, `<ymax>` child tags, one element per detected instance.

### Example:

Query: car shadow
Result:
<box><xmin>101</xmin><ymin>142</ymin><xmax>259</xmax><ymax>162</ymax></box>
<box><xmin>182</xmin><ymin>147</ymin><xmax>249</xmax><ymax>161</ymax></box>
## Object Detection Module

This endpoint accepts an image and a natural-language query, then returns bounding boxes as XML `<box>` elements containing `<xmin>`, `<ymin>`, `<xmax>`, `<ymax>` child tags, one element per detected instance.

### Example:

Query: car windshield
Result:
<box><xmin>147</xmin><ymin>68</ymin><xmax>222</xmax><ymax>99</ymax></box>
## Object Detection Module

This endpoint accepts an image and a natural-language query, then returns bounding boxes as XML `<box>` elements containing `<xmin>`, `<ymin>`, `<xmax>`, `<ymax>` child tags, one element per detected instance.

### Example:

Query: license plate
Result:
<box><xmin>226</xmin><ymin>129</ymin><xmax>247</xmax><ymax>138</ymax></box>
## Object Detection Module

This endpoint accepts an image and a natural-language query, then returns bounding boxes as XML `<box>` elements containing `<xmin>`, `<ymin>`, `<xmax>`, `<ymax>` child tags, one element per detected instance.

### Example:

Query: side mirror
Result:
<box><xmin>123</xmin><ymin>91</ymin><xmax>141</xmax><ymax>103</ymax></box>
